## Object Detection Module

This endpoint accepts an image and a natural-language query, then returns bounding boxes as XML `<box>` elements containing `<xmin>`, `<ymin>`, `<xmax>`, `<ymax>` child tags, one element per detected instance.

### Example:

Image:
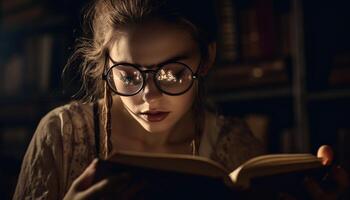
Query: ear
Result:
<box><xmin>199</xmin><ymin>42</ymin><xmax>216</xmax><ymax>75</ymax></box>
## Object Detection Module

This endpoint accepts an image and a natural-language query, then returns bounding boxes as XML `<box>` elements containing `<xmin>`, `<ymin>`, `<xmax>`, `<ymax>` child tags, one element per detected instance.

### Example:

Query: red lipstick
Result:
<box><xmin>140</xmin><ymin>111</ymin><xmax>169</xmax><ymax>122</ymax></box>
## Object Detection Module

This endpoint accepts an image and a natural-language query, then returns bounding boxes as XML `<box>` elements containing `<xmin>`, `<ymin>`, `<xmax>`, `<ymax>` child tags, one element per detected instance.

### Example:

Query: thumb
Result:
<box><xmin>72</xmin><ymin>158</ymin><xmax>99</xmax><ymax>191</ymax></box>
<box><xmin>317</xmin><ymin>145</ymin><xmax>333</xmax><ymax>166</ymax></box>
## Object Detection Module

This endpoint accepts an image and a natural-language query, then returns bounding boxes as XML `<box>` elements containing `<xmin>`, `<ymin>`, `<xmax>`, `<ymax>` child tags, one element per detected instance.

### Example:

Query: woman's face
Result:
<box><xmin>109</xmin><ymin>20</ymin><xmax>201</xmax><ymax>134</ymax></box>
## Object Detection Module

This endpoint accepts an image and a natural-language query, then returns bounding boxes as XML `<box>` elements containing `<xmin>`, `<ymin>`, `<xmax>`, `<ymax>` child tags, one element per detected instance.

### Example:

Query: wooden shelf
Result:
<box><xmin>0</xmin><ymin>93</ymin><xmax>69</xmax><ymax>106</ymax></box>
<box><xmin>208</xmin><ymin>87</ymin><xmax>292</xmax><ymax>102</ymax></box>
<box><xmin>0</xmin><ymin>103</ymin><xmax>40</xmax><ymax>123</ymax></box>
<box><xmin>0</xmin><ymin>94</ymin><xmax>69</xmax><ymax>126</ymax></box>
<box><xmin>209</xmin><ymin>87</ymin><xmax>350</xmax><ymax>102</ymax></box>
<box><xmin>307</xmin><ymin>89</ymin><xmax>350</xmax><ymax>101</ymax></box>
<box><xmin>0</xmin><ymin>15</ymin><xmax>70</xmax><ymax>37</ymax></box>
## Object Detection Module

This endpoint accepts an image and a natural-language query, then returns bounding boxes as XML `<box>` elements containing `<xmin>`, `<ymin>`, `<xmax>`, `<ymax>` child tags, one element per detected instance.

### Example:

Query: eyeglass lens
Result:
<box><xmin>106</xmin><ymin>63</ymin><xmax>194</xmax><ymax>95</ymax></box>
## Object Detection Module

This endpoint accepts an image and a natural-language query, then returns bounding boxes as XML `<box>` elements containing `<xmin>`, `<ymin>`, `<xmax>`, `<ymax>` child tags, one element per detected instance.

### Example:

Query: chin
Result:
<box><xmin>139</xmin><ymin>121</ymin><xmax>173</xmax><ymax>134</ymax></box>
<box><xmin>132</xmin><ymin>114</ymin><xmax>174</xmax><ymax>134</ymax></box>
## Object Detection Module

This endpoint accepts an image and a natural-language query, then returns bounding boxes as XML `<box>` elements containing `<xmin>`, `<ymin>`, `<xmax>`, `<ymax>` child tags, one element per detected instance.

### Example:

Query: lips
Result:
<box><xmin>140</xmin><ymin>111</ymin><xmax>170</xmax><ymax>122</ymax></box>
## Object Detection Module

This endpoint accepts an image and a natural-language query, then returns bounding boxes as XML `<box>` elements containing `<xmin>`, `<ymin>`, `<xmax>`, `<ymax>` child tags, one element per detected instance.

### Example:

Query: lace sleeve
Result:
<box><xmin>211</xmin><ymin>117</ymin><xmax>266</xmax><ymax>171</ymax></box>
<box><xmin>13</xmin><ymin>110</ymin><xmax>65</xmax><ymax>200</ymax></box>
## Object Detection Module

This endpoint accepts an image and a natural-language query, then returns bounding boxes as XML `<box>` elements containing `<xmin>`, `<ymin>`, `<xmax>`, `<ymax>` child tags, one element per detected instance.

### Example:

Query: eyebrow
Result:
<box><xmin>109</xmin><ymin>52</ymin><xmax>191</xmax><ymax>68</ymax></box>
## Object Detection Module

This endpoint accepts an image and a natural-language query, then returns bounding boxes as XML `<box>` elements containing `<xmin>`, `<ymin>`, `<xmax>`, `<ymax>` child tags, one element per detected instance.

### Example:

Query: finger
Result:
<box><xmin>72</xmin><ymin>158</ymin><xmax>99</xmax><ymax>190</ymax></box>
<box><xmin>317</xmin><ymin>145</ymin><xmax>334</xmax><ymax>166</ymax></box>
<box><xmin>78</xmin><ymin>178</ymin><xmax>110</xmax><ymax>199</ymax></box>
<box><xmin>303</xmin><ymin>177</ymin><xmax>325</xmax><ymax>200</ymax></box>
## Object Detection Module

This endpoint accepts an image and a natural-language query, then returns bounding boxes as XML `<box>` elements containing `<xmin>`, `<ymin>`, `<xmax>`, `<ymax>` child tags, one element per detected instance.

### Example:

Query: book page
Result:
<box><xmin>229</xmin><ymin>154</ymin><xmax>322</xmax><ymax>188</ymax></box>
<box><xmin>108</xmin><ymin>151</ymin><xmax>229</xmax><ymax>178</ymax></box>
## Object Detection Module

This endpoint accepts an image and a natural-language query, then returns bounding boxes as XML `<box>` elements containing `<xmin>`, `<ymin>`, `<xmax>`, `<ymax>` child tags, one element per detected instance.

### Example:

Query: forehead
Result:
<box><xmin>109</xmin><ymin>20</ymin><xmax>200</xmax><ymax>66</ymax></box>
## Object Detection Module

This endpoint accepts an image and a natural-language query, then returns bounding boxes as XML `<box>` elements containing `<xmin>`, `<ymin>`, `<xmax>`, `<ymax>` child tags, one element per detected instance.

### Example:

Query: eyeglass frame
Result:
<box><xmin>102</xmin><ymin>55</ymin><xmax>200</xmax><ymax>96</ymax></box>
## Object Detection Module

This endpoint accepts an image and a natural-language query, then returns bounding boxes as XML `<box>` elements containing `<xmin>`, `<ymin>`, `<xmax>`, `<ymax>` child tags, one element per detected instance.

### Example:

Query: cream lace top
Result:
<box><xmin>13</xmin><ymin>101</ymin><xmax>264</xmax><ymax>200</ymax></box>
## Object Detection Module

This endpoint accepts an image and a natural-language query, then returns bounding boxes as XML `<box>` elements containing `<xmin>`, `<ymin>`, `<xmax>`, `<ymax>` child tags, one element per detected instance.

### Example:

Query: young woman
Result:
<box><xmin>13</xmin><ymin>0</ymin><xmax>348</xmax><ymax>199</ymax></box>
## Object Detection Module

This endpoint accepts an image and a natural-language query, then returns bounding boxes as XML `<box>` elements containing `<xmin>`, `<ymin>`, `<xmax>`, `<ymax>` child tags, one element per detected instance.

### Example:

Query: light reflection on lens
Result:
<box><xmin>157</xmin><ymin>69</ymin><xmax>178</xmax><ymax>82</ymax></box>
<box><xmin>107</xmin><ymin>62</ymin><xmax>195</xmax><ymax>95</ymax></box>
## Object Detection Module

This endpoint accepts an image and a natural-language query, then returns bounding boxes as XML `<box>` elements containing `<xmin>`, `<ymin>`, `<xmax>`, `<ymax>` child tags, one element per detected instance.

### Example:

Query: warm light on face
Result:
<box><xmin>109</xmin><ymin>20</ymin><xmax>201</xmax><ymax>134</ymax></box>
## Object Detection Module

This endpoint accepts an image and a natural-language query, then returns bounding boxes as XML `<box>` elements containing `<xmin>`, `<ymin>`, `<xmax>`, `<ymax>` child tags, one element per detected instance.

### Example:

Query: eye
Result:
<box><xmin>121</xmin><ymin>72</ymin><xmax>142</xmax><ymax>85</ymax></box>
<box><xmin>113</xmin><ymin>66</ymin><xmax>142</xmax><ymax>86</ymax></box>
<box><xmin>119</xmin><ymin>72</ymin><xmax>132</xmax><ymax>84</ymax></box>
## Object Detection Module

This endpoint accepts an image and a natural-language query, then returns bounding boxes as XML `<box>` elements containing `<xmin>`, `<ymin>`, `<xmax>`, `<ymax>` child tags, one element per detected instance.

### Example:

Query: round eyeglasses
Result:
<box><xmin>103</xmin><ymin>61</ymin><xmax>198</xmax><ymax>96</ymax></box>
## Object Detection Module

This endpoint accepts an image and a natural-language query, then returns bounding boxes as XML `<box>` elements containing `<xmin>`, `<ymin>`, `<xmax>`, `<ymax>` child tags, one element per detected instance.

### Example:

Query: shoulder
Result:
<box><xmin>14</xmin><ymin>101</ymin><xmax>96</xmax><ymax>198</ymax></box>
<box><xmin>42</xmin><ymin>101</ymin><xmax>93</xmax><ymax>125</ymax></box>
<box><xmin>211</xmin><ymin>114</ymin><xmax>265</xmax><ymax>170</ymax></box>
<box><xmin>34</xmin><ymin>101</ymin><xmax>94</xmax><ymax>147</ymax></box>
<box><xmin>40</xmin><ymin>101</ymin><xmax>93</xmax><ymax>131</ymax></box>
<box><xmin>37</xmin><ymin>101</ymin><xmax>97</xmax><ymax>188</ymax></box>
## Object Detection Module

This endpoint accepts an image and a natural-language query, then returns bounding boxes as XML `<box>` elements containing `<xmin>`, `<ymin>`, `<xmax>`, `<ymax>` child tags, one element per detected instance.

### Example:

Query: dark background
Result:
<box><xmin>1</xmin><ymin>0</ymin><xmax>350</xmax><ymax>199</ymax></box>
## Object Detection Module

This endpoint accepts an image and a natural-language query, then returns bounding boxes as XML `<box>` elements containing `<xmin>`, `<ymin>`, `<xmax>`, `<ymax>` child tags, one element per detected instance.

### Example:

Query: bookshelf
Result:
<box><xmin>208</xmin><ymin>0</ymin><xmax>350</xmax><ymax>165</ymax></box>
<box><xmin>208</xmin><ymin>87</ymin><xmax>292</xmax><ymax>102</ymax></box>
<box><xmin>0</xmin><ymin>0</ymin><xmax>85</xmax><ymax>198</ymax></box>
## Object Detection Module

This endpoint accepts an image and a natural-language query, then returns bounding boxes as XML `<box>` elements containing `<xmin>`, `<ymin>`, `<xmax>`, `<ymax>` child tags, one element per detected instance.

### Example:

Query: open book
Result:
<box><xmin>94</xmin><ymin>151</ymin><xmax>327</xmax><ymax>199</ymax></box>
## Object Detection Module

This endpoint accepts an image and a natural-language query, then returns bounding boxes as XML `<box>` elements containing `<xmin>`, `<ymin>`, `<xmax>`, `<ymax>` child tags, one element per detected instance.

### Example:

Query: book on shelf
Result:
<box><xmin>328</xmin><ymin>67</ymin><xmax>350</xmax><ymax>86</ymax></box>
<box><xmin>24</xmin><ymin>35</ymin><xmax>38</xmax><ymax>93</ymax></box>
<box><xmin>238</xmin><ymin>0</ymin><xmax>280</xmax><ymax>60</ymax></box>
<box><xmin>216</xmin><ymin>0</ymin><xmax>239</xmax><ymax>62</ymax></box>
<box><xmin>328</xmin><ymin>52</ymin><xmax>350</xmax><ymax>86</ymax></box>
<box><xmin>274</xmin><ymin>0</ymin><xmax>291</xmax><ymax>57</ymax></box>
<box><xmin>23</xmin><ymin>32</ymin><xmax>70</xmax><ymax>95</ymax></box>
<box><xmin>1</xmin><ymin>53</ymin><xmax>25</xmax><ymax>96</ymax></box>
<box><xmin>279</xmin><ymin>127</ymin><xmax>307</xmax><ymax>154</ymax></box>
<box><xmin>1</xmin><ymin>4</ymin><xmax>45</xmax><ymax>29</ymax></box>
<box><xmin>280</xmin><ymin>128</ymin><xmax>296</xmax><ymax>153</ymax></box>
<box><xmin>254</xmin><ymin>0</ymin><xmax>276</xmax><ymax>59</ymax></box>
<box><xmin>1</xmin><ymin>32</ymin><xmax>70</xmax><ymax>98</ymax></box>
<box><xmin>22</xmin><ymin>34</ymin><xmax>54</xmax><ymax>94</ymax></box>
<box><xmin>228</xmin><ymin>0</ymin><xmax>291</xmax><ymax>61</ymax></box>
<box><xmin>0</xmin><ymin>0</ymin><xmax>34</xmax><ymax>14</ymax></box>
<box><xmin>207</xmin><ymin>58</ymin><xmax>289</xmax><ymax>90</ymax></box>
<box><xmin>239</xmin><ymin>4</ymin><xmax>261</xmax><ymax>60</ymax></box>
<box><xmin>38</xmin><ymin>34</ymin><xmax>54</xmax><ymax>92</ymax></box>
<box><xmin>93</xmin><ymin>151</ymin><xmax>327</xmax><ymax>199</ymax></box>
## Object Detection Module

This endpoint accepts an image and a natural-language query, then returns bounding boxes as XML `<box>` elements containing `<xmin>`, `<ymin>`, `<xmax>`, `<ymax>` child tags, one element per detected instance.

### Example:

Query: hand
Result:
<box><xmin>63</xmin><ymin>159</ymin><xmax>146</xmax><ymax>200</ymax></box>
<box><xmin>303</xmin><ymin>145</ymin><xmax>350</xmax><ymax>200</ymax></box>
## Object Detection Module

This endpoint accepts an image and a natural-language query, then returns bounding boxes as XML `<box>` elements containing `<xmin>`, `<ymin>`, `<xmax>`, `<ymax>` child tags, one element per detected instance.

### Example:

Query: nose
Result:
<box><xmin>141</xmin><ymin>73</ymin><xmax>162</xmax><ymax>102</ymax></box>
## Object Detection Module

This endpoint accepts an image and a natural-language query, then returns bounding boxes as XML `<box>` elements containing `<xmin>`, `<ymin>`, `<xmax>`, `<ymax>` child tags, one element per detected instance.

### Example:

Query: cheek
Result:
<box><xmin>171</xmin><ymin>87</ymin><xmax>196</xmax><ymax>111</ymax></box>
<box><xmin>120</xmin><ymin>96</ymin><xmax>140</xmax><ymax>109</ymax></box>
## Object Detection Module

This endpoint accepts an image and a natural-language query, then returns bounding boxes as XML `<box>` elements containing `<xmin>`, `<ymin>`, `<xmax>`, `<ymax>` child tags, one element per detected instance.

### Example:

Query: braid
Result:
<box><xmin>192</xmin><ymin>77</ymin><xmax>206</xmax><ymax>155</ymax></box>
<box><xmin>103</xmin><ymin>79</ymin><xmax>113</xmax><ymax>159</ymax></box>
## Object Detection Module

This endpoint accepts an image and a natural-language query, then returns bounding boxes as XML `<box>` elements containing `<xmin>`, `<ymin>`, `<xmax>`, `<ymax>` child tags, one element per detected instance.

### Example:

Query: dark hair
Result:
<box><xmin>65</xmin><ymin>0</ymin><xmax>218</xmax><ymax>158</ymax></box>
